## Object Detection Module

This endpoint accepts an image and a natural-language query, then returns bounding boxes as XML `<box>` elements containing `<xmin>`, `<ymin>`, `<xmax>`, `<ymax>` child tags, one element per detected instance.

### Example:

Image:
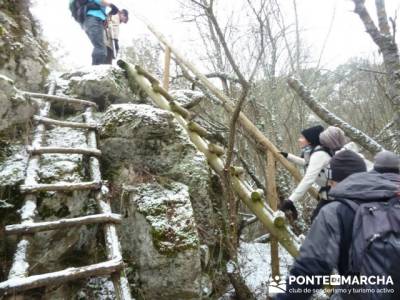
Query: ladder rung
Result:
<box><xmin>22</xmin><ymin>91</ymin><xmax>98</xmax><ymax>108</ymax></box>
<box><xmin>27</xmin><ymin>146</ymin><xmax>101</xmax><ymax>157</ymax></box>
<box><xmin>20</xmin><ymin>181</ymin><xmax>101</xmax><ymax>193</ymax></box>
<box><xmin>5</xmin><ymin>213</ymin><xmax>122</xmax><ymax>235</ymax></box>
<box><xmin>0</xmin><ymin>259</ymin><xmax>123</xmax><ymax>296</ymax></box>
<box><xmin>34</xmin><ymin>116</ymin><xmax>98</xmax><ymax>130</ymax></box>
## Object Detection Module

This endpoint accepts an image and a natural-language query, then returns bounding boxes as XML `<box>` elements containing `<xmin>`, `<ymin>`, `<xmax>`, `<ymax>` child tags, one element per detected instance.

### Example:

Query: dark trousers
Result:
<box><xmin>84</xmin><ymin>16</ymin><xmax>107</xmax><ymax>65</ymax></box>
<box><xmin>106</xmin><ymin>47</ymin><xmax>113</xmax><ymax>64</ymax></box>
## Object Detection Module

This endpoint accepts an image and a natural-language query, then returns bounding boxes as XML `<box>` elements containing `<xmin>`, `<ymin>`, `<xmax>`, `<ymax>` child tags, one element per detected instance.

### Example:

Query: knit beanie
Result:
<box><xmin>301</xmin><ymin>125</ymin><xmax>324</xmax><ymax>146</ymax></box>
<box><xmin>320</xmin><ymin>126</ymin><xmax>346</xmax><ymax>151</ymax></box>
<box><xmin>330</xmin><ymin>150</ymin><xmax>367</xmax><ymax>182</ymax></box>
<box><xmin>373</xmin><ymin>151</ymin><xmax>400</xmax><ymax>174</ymax></box>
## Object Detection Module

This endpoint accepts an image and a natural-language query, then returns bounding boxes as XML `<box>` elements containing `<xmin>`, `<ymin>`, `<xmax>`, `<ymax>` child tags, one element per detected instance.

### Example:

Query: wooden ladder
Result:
<box><xmin>0</xmin><ymin>84</ymin><xmax>132</xmax><ymax>299</ymax></box>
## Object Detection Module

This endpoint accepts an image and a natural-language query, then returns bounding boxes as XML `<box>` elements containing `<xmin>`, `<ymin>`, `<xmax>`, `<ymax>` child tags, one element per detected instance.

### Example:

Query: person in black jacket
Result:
<box><xmin>275</xmin><ymin>152</ymin><xmax>400</xmax><ymax>300</ymax></box>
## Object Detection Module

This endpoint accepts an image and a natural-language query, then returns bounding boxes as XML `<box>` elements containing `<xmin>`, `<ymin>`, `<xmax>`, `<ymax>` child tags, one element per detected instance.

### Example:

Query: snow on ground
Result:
<box><xmin>221</xmin><ymin>242</ymin><xmax>294</xmax><ymax>299</ymax></box>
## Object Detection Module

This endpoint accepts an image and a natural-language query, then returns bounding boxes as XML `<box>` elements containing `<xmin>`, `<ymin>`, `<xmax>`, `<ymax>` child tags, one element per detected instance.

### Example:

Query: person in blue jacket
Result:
<box><xmin>84</xmin><ymin>0</ymin><xmax>119</xmax><ymax>65</ymax></box>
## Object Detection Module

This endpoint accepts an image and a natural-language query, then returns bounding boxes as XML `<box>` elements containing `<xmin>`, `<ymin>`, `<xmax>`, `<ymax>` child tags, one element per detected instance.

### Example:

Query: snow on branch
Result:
<box><xmin>287</xmin><ymin>77</ymin><xmax>384</xmax><ymax>155</ymax></box>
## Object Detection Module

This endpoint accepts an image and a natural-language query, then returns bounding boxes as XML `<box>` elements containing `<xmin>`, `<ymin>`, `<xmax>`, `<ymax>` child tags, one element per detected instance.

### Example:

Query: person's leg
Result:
<box><xmin>105</xmin><ymin>47</ymin><xmax>113</xmax><ymax>64</ymax></box>
<box><xmin>84</xmin><ymin>16</ymin><xmax>107</xmax><ymax>65</ymax></box>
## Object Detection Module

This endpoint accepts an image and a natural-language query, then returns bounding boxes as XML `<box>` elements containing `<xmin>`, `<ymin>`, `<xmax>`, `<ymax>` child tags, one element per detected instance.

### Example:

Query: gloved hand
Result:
<box><xmin>113</xmin><ymin>39</ymin><xmax>119</xmax><ymax>53</ymax></box>
<box><xmin>110</xmin><ymin>4</ymin><xmax>119</xmax><ymax>15</ymax></box>
<box><xmin>279</xmin><ymin>151</ymin><xmax>288</xmax><ymax>158</ymax></box>
<box><xmin>279</xmin><ymin>199</ymin><xmax>298</xmax><ymax>220</ymax></box>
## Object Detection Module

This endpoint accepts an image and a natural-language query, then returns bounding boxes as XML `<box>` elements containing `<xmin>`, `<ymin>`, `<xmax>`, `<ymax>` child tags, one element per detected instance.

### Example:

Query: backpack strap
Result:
<box><xmin>310</xmin><ymin>145</ymin><xmax>334</xmax><ymax>157</ymax></box>
<box><xmin>334</xmin><ymin>198</ymin><xmax>360</xmax><ymax>212</ymax></box>
<box><xmin>333</xmin><ymin>198</ymin><xmax>359</xmax><ymax>274</ymax></box>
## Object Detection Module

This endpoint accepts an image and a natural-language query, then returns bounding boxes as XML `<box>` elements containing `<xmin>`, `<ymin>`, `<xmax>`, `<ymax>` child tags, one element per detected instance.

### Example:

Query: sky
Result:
<box><xmin>30</xmin><ymin>0</ymin><xmax>400</xmax><ymax>71</ymax></box>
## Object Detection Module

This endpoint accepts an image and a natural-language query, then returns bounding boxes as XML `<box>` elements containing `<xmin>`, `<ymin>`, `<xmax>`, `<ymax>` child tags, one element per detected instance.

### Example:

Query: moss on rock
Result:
<box><xmin>129</xmin><ymin>181</ymin><xmax>199</xmax><ymax>255</ymax></box>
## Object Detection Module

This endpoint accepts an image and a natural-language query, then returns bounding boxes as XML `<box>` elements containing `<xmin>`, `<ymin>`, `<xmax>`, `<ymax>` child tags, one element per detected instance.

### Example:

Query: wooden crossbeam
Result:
<box><xmin>34</xmin><ymin>116</ymin><xmax>98</xmax><ymax>130</ymax></box>
<box><xmin>22</xmin><ymin>91</ymin><xmax>98</xmax><ymax>108</ymax></box>
<box><xmin>20</xmin><ymin>181</ymin><xmax>101</xmax><ymax>193</ymax></box>
<box><xmin>0</xmin><ymin>259</ymin><xmax>123</xmax><ymax>296</ymax></box>
<box><xmin>27</xmin><ymin>146</ymin><xmax>101</xmax><ymax>157</ymax></box>
<box><xmin>5</xmin><ymin>213</ymin><xmax>121</xmax><ymax>235</ymax></box>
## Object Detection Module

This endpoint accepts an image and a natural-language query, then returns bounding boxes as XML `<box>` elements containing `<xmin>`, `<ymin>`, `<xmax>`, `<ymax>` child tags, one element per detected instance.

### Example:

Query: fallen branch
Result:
<box><xmin>287</xmin><ymin>77</ymin><xmax>384</xmax><ymax>154</ymax></box>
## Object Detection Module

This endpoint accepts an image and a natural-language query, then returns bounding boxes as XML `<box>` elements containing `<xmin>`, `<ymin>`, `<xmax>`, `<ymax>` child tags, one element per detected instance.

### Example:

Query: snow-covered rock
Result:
<box><xmin>169</xmin><ymin>89</ymin><xmax>205</xmax><ymax>108</ymax></box>
<box><xmin>121</xmin><ymin>182</ymin><xmax>202</xmax><ymax>299</ymax></box>
<box><xmin>0</xmin><ymin>75</ymin><xmax>36</xmax><ymax>133</ymax></box>
<box><xmin>0</xmin><ymin>143</ymin><xmax>28</xmax><ymax>187</ymax></box>
<box><xmin>57</xmin><ymin>66</ymin><xmax>138</xmax><ymax>109</ymax></box>
<box><xmin>100</xmin><ymin>103</ymin><xmax>219</xmax><ymax>246</ymax></box>
<box><xmin>0</xmin><ymin>1</ymin><xmax>48</xmax><ymax>91</ymax></box>
<box><xmin>99</xmin><ymin>102</ymin><xmax>223</xmax><ymax>298</ymax></box>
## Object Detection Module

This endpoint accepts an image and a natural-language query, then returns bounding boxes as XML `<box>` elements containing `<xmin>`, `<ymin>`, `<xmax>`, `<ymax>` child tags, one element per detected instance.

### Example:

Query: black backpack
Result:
<box><xmin>69</xmin><ymin>0</ymin><xmax>101</xmax><ymax>25</ymax></box>
<box><xmin>339</xmin><ymin>196</ymin><xmax>400</xmax><ymax>299</ymax></box>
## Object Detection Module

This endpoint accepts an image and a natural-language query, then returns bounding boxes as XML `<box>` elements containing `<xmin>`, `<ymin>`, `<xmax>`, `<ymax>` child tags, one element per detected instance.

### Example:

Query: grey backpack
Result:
<box><xmin>341</xmin><ymin>197</ymin><xmax>400</xmax><ymax>299</ymax></box>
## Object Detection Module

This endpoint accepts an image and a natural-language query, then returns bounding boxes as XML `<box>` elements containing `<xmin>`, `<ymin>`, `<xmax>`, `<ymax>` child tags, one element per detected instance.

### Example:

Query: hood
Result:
<box><xmin>320</xmin><ymin>126</ymin><xmax>346</xmax><ymax>151</ymax></box>
<box><xmin>329</xmin><ymin>171</ymin><xmax>400</xmax><ymax>201</ymax></box>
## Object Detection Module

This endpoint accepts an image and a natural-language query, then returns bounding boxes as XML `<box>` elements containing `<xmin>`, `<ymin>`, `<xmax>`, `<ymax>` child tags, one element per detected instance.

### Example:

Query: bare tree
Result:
<box><xmin>352</xmin><ymin>0</ymin><xmax>400</xmax><ymax>152</ymax></box>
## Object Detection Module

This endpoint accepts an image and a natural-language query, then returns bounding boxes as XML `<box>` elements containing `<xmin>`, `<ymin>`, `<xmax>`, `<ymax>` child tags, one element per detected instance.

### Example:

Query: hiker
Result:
<box><xmin>372</xmin><ymin>150</ymin><xmax>400</xmax><ymax>174</ymax></box>
<box><xmin>311</xmin><ymin>149</ymin><xmax>367</xmax><ymax>220</ymax></box>
<box><xmin>279</xmin><ymin>125</ymin><xmax>330</xmax><ymax>219</ymax></box>
<box><xmin>319</xmin><ymin>125</ymin><xmax>373</xmax><ymax>170</ymax></box>
<box><xmin>275</xmin><ymin>169</ymin><xmax>400</xmax><ymax>300</ymax></box>
<box><xmin>81</xmin><ymin>0</ymin><xmax>119</xmax><ymax>65</ymax></box>
<box><xmin>105</xmin><ymin>8</ymin><xmax>129</xmax><ymax>64</ymax></box>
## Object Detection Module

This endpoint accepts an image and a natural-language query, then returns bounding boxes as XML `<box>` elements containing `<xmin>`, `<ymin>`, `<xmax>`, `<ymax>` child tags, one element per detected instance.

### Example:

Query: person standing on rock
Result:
<box><xmin>105</xmin><ymin>8</ymin><xmax>129</xmax><ymax>64</ymax></box>
<box><xmin>82</xmin><ymin>0</ymin><xmax>119</xmax><ymax>65</ymax></box>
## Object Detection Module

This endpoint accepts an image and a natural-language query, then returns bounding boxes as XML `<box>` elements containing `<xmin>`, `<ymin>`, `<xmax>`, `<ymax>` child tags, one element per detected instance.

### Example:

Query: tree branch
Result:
<box><xmin>353</xmin><ymin>0</ymin><xmax>384</xmax><ymax>47</ymax></box>
<box><xmin>375</xmin><ymin>0</ymin><xmax>391</xmax><ymax>35</ymax></box>
<box><xmin>287</xmin><ymin>77</ymin><xmax>384</xmax><ymax>154</ymax></box>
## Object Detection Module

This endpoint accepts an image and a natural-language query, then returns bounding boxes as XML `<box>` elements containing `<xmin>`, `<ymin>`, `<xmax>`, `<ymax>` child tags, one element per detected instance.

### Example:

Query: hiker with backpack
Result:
<box><xmin>279</xmin><ymin>125</ymin><xmax>331</xmax><ymax>220</ymax></box>
<box><xmin>306</xmin><ymin>125</ymin><xmax>374</xmax><ymax>221</ymax></box>
<box><xmin>105</xmin><ymin>8</ymin><xmax>129</xmax><ymax>64</ymax></box>
<box><xmin>70</xmin><ymin>0</ymin><xmax>119</xmax><ymax>65</ymax></box>
<box><xmin>275</xmin><ymin>152</ymin><xmax>400</xmax><ymax>300</ymax></box>
<box><xmin>311</xmin><ymin>149</ymin><xmax>367</xmax><ymax>220</ymax></box>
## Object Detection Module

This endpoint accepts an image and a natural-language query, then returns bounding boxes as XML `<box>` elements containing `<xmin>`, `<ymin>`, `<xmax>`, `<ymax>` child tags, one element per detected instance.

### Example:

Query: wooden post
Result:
<box><xmin>266</xmin><ymin>151</ymin><xmax>280</xmax><ymax>279</ymax></box>
<box><xmin>163</xmin><ymin>47</ymin><xmax>171</xmax><ymax>91</ymax></box>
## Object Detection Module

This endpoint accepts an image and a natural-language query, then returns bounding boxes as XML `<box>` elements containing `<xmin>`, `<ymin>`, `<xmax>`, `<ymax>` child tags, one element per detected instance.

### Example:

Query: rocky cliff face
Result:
<box><xmin>99</xmin><ymin>100</ymin><xmax>221</xmax><ymax>299</ymax></box>
<box><xmin>0</xmin><ymin>75</ymin><xmax>37</xmax><ymax>133</ymax></box>
<box><xmin>0</xmin><ymin>66</ymin><xmax>224</xmax><ymax>299</ymax></box>
<box><xmin>0</xmin><ymin>0</ymin><xmax>48</xmax><ymax>91</ymax></box>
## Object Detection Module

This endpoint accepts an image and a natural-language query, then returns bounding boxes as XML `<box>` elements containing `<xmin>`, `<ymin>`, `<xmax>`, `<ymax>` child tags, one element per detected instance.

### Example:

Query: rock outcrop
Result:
<box><xmin>1</xmin><ymin>68</ymin><xmax>223</xmax><ymax>299</ymax></box>
<box><xmin>0</xmin><ymin>0</ymin><xmax>48</xmax><ymax>91</ymax></box>
<box><xmin>57</xmin><ymin>66</ymin><xmax>137</xmax><ymax>110</ymax></box>
<box><xmin>100</xmin><ymin>102</ymin><xmax>220</xmax><ymax>299</ymax></box>
<box><xmin>0</xmin><ymin>75</ymin><xmax>36</xmax><ymax>133</ymax></box>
